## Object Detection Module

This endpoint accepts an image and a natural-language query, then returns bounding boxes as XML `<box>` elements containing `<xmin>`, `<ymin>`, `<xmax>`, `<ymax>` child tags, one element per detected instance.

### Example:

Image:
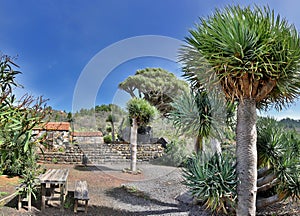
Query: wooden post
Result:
<box><xmin>41</xmin><ymin>183</ymin><xmax>46</xmax><ymax>211</ymax></box>
<box><xmin>85</xmin><ymin>200</ymin><xmax>88</xmax><ymax>213</ymax></box>
<box><xmin>18</xmin><ymin>194</ymin><xmax>22</xmax><ymax>210</ymax></box>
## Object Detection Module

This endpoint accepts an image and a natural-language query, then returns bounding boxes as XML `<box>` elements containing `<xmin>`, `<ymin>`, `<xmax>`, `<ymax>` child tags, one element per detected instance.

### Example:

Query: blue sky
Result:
<box><xmin>1</xmin><ymin>0</ymin><xmax>300</xmax><ymax>119</ymax></box>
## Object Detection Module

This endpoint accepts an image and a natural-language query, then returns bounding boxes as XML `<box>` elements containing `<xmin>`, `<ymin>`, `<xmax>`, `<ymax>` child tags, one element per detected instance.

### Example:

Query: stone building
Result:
<box><xmin>33</xmin><ymin>122</ymin><xmax>70</xmax><ymax>150</ymax></box>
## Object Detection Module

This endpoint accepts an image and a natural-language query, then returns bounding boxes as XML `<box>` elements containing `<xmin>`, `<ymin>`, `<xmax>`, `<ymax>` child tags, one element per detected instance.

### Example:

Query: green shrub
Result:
<box><xmin>152</xmin><ymin>140</ymin><xmax>190</xmax><ymax>167</ymax></box>
<box><xmin>182</xmin><ymin>152</ymin><xmax>237</xmax><ymax>214</ymax></box>
<box><xmin>104</xmin><ymin>134</ymin><xmax>112</xmax><ymax>143</ymax></box>
<box><xmin>52</xmin><ymin>157</ymin><xmax>58</xmax><ymax>164</ymax></box>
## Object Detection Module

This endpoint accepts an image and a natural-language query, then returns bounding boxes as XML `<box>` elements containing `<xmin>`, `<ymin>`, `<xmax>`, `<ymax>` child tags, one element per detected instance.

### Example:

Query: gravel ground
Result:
<box><xmin>0</xmin><ymin>163</ymin><xmax>299</xmax><ymax>216</ymax></box>
<box><xmin>0</xmin><ymin>163</ymin><xmax>209</xmax><ymax>216</ymax></box>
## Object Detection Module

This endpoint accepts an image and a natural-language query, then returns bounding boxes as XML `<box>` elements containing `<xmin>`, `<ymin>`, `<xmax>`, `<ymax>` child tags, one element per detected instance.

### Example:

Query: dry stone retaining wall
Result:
<box><xmin>108</xmin><ymin>143</ymin><xmax>164</xmax><ymax>161</ymax></box>
<box><xmin>38</xmin><ymin>143</ymin><xmax>165</xmax><ymax>164</ymax></box>
<box><xmin>37</xmin><ymin>144</ymin><xmax>83</xmax><ymax>164</ymax></box>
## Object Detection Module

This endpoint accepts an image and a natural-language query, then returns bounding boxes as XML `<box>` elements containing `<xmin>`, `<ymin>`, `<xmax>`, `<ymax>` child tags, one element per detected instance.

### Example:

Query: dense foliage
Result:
<box><xmin>127</xmin><ymin>98</ymin><xmax>157</xmax><ymax>127</ymax></box>
<box><xmin>0</xmin><ymin>56</ymin><xmax>47</xmax><ymax>176</ymax></box>
<box><xmin>0</xmin><ymin>56</ymin><xmax>48</xmax><ymax>200</ymax></box>
<box><xmin>181</xmin><ymin>5</ymin><xmax>300</xmax><ymax>214</ymax></box>
<box><xmin>119</xmin><ymin>68</ymin><xmax>189</xmax><ymax>116</ymax></box>
<box><xmin>181</xmin><ymin>5</ymin><xmax>300</xmax><ymax>110</ymax></box>
<box><xmin>169</xmin><ymin>88</ymin><xmax>227</xmax><ymax>152</ymax></box>
<box><xmin>182</xmin><ymin>117</ymin><xmax>300</xmax><ymax>214</ymax></box>
<box><xmin>256</xmin><ymin>117</ymin><xmax>300</xmax><ymax>207</ymax></box>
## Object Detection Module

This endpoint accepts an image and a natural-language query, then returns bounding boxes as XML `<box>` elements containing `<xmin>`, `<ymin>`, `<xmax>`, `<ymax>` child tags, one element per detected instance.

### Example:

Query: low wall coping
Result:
<box><xmin>71</xmin><ymin>132</ymin><xmax>103</xmax><ymax>137</ymax></box>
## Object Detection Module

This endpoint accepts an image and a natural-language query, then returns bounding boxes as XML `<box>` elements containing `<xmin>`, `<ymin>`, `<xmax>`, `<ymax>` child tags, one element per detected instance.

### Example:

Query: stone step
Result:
<box><xmin>78</xmin><ymin>143</ymin><xmax>124</xmax><ymax>156</ymax></box>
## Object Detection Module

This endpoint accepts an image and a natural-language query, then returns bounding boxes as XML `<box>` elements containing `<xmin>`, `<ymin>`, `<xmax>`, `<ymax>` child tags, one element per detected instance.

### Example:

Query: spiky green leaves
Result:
<box><xmin>257</xmin><ymin>117</ymin><xmax>300</xmax><ymax>200</ymax></box>
<box><xmin>182</xmin><ymin>152</ymin><xmax>237</xmax><ymax>214</ymax></box>
<box><xmin>181</xmin><ymin>5</ymin><xmax>300</xmax><ymax>110</ymax></box>
<box><xmin>126</xmin><ymin>97</ymin><xmax>157</xmax><ymax>126</ymax></box>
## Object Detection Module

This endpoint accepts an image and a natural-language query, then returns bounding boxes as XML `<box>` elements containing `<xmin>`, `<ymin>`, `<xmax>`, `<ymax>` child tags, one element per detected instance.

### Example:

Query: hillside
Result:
<box><xmin>279</xmin><ymin>118</ymin><xmax>300</xmax><ymax>133</ymax></box>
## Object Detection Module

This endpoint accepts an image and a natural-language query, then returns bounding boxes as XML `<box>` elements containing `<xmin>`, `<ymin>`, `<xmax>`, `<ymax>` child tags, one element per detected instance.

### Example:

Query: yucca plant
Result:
<box><xmin>182</xmin><ymin>152</ymin><xmax>237</xmax><ymax>214</ymax></box>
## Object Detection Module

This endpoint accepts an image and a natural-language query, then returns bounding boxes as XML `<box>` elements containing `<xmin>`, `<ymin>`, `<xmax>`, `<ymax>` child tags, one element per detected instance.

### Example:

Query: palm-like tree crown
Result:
<box><xmin>181</xmin><ymin>5</ymin><xmax>300</xmax><ymax>110</ymax></box>
<box><xmin>127</xmin><ymin>97</ymin><xmax>156</xmax><ymax>126</ymax></box>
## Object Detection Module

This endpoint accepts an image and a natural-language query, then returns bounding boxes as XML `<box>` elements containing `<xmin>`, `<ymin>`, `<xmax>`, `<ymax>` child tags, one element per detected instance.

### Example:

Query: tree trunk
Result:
<box><xmin>130</xmin><ymin>118</ymin><xmax>138</xmax><ymax>172</ymax></box>
<box><xmin>111</xmin><ymin>122</ymin><xmax>115</xmax><ymax>143</ymax></box>
<box><xmin>195</xmin><ymin>134</ymin><xmax>203</xmax><ymax>153</ymax></box>
<box><xmin>236</xmin><ymin>98</ymin><xmax>257</xmax><ymax>216</ymax></box>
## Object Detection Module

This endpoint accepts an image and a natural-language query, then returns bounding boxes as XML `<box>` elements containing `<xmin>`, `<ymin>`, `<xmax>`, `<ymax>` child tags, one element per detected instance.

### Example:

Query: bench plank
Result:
<box><xmin>74</xmin><ymin>180</ymin><xmax>89</xmax><ymax>213</ymax></box>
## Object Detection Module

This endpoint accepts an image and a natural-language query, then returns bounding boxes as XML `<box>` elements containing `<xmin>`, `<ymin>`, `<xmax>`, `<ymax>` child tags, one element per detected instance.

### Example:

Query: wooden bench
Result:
<box><xmin>74</xmin><ymin>180</ymin><xmax>89</xmax><ymax>213</ymax></box>
<box><xmin>16</xmin><ymin>183</ymin><xmax>32</xmax><ymax>211</ymax></box>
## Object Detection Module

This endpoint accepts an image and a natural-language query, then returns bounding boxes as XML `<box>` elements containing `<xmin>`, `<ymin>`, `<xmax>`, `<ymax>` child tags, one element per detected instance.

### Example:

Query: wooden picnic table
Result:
<box><xmin>38</xmin><ymin>168</ymin><xmax>69</xmax><ymax>212</ymax></box>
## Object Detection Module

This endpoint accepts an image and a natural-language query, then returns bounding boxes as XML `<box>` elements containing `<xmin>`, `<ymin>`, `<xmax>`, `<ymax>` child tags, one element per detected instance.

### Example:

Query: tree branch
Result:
<box><xmin>255</xmin><ymin>79</ymin><xmax>276</xmax><ymax>102</ymax></box>
<box><xmin>257</xmin><ymin>178</ymin><xmax>279</xmax><ymax>192</ymax></box>
<box><xmin>257</xmin><ymin>173</ymin><xmax>277</xmax><ymax>187</ymax></box>
<box><xmin>258</xmin><ymin>166</ymin><xmax>272</xmax><ymax>178</ymax></box>
<box><xmin>256</xmin><ymin>194</ymin><xmax>282</xmax><ymax>209</ymax></box>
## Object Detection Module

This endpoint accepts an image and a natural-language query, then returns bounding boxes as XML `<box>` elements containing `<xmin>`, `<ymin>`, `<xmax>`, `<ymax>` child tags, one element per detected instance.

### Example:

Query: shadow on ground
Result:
<box><xmin>74</xmin><ymin>164</ymin><xmax>122</xmax><ymax>172</ymax></box>
<box><xmin>104</xmin><ymin>186</ymin><xmax>191</xmax><ymax>216</ymax></box>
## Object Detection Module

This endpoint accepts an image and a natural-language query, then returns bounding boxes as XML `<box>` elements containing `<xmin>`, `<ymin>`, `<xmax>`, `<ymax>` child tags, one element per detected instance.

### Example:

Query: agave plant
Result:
<box><xmin>182</xmin><ymin>152</ymin><xmax>237</xmax><ymax>214</ymax></box>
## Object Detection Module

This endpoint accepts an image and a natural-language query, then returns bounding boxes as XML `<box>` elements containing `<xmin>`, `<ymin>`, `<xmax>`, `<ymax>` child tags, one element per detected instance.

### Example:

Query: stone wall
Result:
<box><xmin>71</xmin><ymin>132</ymin><xmax>103</xmax><ymax>144</ymax></box>
<box><xmin>108</xmin><ymin>143</ymin><xmax>164</xmax><ymax>161</ymax></box>
<box><xmin>38</xmin><ymin>143</ymin><xmax>165</xmax><ymax>164</ymax></box>
<box><xmin>33</xmin><ymin>130</ymin><xmax>70</xmax><ymax>150</ymax></box>
<box><xmin>37</xmin><ymin>144</ymin><xmax>83</xmax><ymax>164</ymax></box>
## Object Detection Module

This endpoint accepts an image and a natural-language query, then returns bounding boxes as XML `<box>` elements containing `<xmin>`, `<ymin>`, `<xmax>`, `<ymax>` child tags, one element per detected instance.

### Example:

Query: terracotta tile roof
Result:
<box><xmin>35</xmin><ymin>122</ymin><xmax>70</xmax><ymax>131</ymax></box>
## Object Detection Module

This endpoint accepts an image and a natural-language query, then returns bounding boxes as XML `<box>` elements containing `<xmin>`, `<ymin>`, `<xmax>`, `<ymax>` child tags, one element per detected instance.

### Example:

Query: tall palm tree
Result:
<box><xmin>126</xmin><ymin>98</ymin><xmax>156</xmax><ymax>172</ymax></box>
<box><xmin>180</xmin><ymin>5</ymin><xmax>300</xmax><ymax>215</ymax></box>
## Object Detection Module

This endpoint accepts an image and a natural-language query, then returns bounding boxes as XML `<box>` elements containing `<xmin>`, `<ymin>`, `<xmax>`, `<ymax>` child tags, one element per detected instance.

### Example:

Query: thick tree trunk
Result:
<box><xmin>130</xmin><ymin>118</ymin><xmax>138</xmax><ymax>172</ymax></box>
<box><xmin>236</xmin><ymin>99</ymin><xmax>257</xmax><ymax>216</ymax></box>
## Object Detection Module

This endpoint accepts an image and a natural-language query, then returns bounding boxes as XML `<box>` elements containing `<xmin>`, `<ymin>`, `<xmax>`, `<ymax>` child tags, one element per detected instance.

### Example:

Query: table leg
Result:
<box><xmin>60</xmin><ymin>183</ymin><xmax>65</xmax><ymax>212</ymax></box>
<box><xmin>41</xmin><ymin>183</ymin><xmax>46</xmax><ymax>211</ymax></box>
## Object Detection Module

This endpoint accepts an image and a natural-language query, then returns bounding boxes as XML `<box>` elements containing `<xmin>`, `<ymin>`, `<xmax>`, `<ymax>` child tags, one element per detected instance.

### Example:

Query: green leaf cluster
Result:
<box><xmin>126</xmin><ymin>98</ymin><xmax>156</xmax><ymax>126</ymax></box>
<box><xmin>0</xmin><ymin>56</ymin><xmax>47</xmax><ymax>176</ymax></box>
<box><xmin>182</xmin><ymin>152</ymin><xmax>237</xmax><ymax>214</ymax></box>
<box><xmin>181</xmin><ymin>5</ymin><xmax>300</xmax><ymax>110</ymax></box>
